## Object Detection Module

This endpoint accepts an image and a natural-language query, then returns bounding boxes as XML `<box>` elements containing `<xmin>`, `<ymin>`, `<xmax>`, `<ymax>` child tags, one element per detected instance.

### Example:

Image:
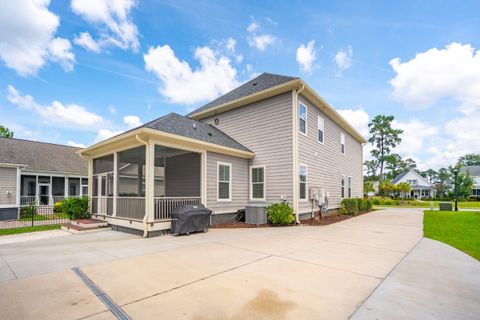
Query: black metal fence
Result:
<box><xmin>0</xmin><ymin>205</ymin><xmax>70</xmax><ymax>230</ymax></box>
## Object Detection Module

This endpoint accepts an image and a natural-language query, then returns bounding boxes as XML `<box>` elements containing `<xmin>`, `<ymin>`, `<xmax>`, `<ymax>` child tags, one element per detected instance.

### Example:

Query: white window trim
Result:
<box><xmin>317</xmin><ymin>115</ymin><xmax>325</xmax><ymax>144</ymax></box>
<box><xmin>299</xmin><ymin>163</ymin><xmax>308</xmax><ymax>201</ymax></box>
<box><xmin>348</xmin><ymin>176</ymin><xmax>352</xmax><ymax>198</ymax></box>
<box><xmin>340</xmin><ymin>132</ymin><xmax>346</xmax><ymax>155</ymax></box>
<box><xmin>298</xmin><ymin>102</ymin><xmax>308</xmax><ymax>136</ymax></box>
<box><xmin>217</xmin><ymin>161</ymin><xmax>232</xmax><ymax>202</ymax></box>
<box><xmin>249</xmin><ymin>165</ymin><xmax>266</xmax><ymax>201</ymax></box>
<box><xmin>341</xmin><ymin>175</ymin><xmax>346</xmax><ymax>199</ymax></box>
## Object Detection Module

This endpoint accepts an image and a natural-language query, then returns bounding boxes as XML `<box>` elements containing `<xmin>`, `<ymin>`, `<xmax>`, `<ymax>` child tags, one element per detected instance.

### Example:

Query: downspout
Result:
<box><xmin>292</xmin><ymin>84</ymin><xmax>305</xmax><ymax>224</ymax></box>
<box><xmin>135</xmin><ymin>134</ymin><xmax>150</xmax><ymax>238</ymax></box>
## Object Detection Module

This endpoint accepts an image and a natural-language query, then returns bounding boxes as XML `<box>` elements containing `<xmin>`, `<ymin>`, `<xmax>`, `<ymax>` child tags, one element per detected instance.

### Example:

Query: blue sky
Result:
<box><xmin>1</xmin><ymin>0</ymin><xmax>480</xmax><ymax>169</ymax></box>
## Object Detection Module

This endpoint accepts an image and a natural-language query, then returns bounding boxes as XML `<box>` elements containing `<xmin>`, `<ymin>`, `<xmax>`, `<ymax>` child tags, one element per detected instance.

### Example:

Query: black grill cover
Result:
<box><xmin>171</xmin><ymin>204</ymin><xmax>212</xmax><ymax>235</ymax></box>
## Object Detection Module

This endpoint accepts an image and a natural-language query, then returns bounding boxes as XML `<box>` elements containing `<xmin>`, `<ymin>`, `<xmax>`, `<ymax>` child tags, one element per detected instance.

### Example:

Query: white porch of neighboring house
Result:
<box><xmin>88</xmin><ymin>142</ymin><xmax>207</xmax><ymax>237</ymax></box>
<box><xmin>408</xmin><ymin>186</ymin><xmax>435</xmax><ymax>199</ymax></box>
<box><xmin>20</xmin><ymin>173</ymin><xmax>88</xmax><ymax>206</ymax></box>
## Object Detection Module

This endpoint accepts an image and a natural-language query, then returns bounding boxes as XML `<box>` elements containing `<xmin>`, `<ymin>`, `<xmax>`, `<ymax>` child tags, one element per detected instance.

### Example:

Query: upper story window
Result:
<box><xmin>348</xmin><ymin>177</ymin><xmax>352</xmax><ymax>198</ymax></box>
<box><xmin>250</xmin><ymin>166</ymin><xmax>266</xmax><ymax>201</ymax></box>
<box><xmin>299</xmin><ymin>164</ymin><xmax>307</xmax><ymax>200</ymax></box>
<box><xmin>341</xmin><ymin>132</ymin><xmax>346</xmax><ymax>154</ymax></box>
<box><xmin>317</xmin><ymin>115</ymin><xmax>325</xmax><ymax>144</ymax></box>
<box><xmin>299</xmin><ymin>103</ymin><xmax>307</xmax><ymax>135</ymax></box>
<box><xmin>407</xmin><ymin>179</ymin><xmax>418</xmax><ymax>186</ymax></box>
<box><xmin>218</xmin><ymin>162</ymin><xmax>232</xmax><ymax>201</ymax></box>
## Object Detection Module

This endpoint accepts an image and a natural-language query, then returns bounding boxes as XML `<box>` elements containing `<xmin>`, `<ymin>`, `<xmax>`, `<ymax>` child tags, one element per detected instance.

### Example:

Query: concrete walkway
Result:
<box><xmin>352</xmin><ymin>237</ymin><xmax>480</xmax><ymax>320</ymax></box>
<box><xmin>0</xmin><ymin>208</ymin><xmax>477</xmax><ymax>319</ymax></box>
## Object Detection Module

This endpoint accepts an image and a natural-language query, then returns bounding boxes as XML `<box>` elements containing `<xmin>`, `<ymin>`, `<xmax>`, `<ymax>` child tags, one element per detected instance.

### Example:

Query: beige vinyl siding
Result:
<box><xmin>206</xmin><ymin>151</ymin><xmax>249</xmax><ymax>213</ymax></box>
<box><xmin>0</xmin><ymin>167</ymin><xmax>17</xmax><ymax>205</ymax></box>
<box><xmin>202</xmin><ymin>92</ymin><xmax>294</xmax><ymax>206</ymax></box>
<box><xmin>297</xmin><ymin>95</ymin><xmax>363</xmax><ymax>212</ymax></box>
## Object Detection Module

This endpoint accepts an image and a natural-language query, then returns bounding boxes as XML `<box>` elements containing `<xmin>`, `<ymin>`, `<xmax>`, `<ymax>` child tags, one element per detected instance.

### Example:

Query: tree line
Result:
<box><xmin>363</xmin><ymin>115</ymin><xmax>477</xmax><ymax>199</ymax></box>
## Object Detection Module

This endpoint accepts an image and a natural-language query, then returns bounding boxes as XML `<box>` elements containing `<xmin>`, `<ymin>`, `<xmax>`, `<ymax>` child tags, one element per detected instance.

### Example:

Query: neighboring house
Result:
<box><xmin>0</xmin><ymin>138</ymin><xmax>88</xmax><ymax>220</ymax></box>
<box><xmin>392</xmin><ymin>169</ymin><xmax>435</xmax><ymax>199</ymax></box>
<box><xmin>79</xmin><ymin>72</ymin><xmax>366</xmax><ymax>237</ymax></box>
<box><xmin>461</xmin><ymin>165</ymin><xmax>480</xmax><ymax>197</ymax></box>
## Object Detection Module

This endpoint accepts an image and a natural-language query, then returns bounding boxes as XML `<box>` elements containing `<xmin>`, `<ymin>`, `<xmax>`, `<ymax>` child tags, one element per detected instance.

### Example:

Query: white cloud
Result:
<box><xmin>67</xmin><ymin>141</ymin><xmax>86</xmax><ymax>148</ymax></box>
<box><xmin>390</xmin><ymin>43</ymin><xmax>480</xmax><ymax>108</ymax></box>
<box><xmin>73</xmin><ymin>32</ymin><xmax>101</xmax><ymax>53</ymax></box>
<box><xmin>0</xmin><ymin>0</ymin><xmax>75</xmax><ymax>76</ymax></box>
<box><xmin>247</xmin><ymin>21</ymin><xmax>259</xmax><ymax>33</ymax></box>
<box><xmin>296</xmin><ymin>40</ymin><xmax>317</xmax><ymax>73</ymax></box>
<box><xmin>392</xmin><ymin>119</ymin><xmax>438</xmax><ymax>157</ymax></box>
<box><xmin>71</xmin><ymin>0</ymin><xmax>139</xmax><ymax>52</ymax></box>
<box><xmin>335</xmin><ymin>46</ymin><xmax>353</xmax><ymax>75</ymax></box>
<box><xmin>389</xmin><ymin>43</ymin><xmax>480</xmax><ymax>168</ymax></box>
<box><xmin>144</xmin><ymin>44</ymin><xmax>239</xmax><ymax>105</ymax></box>
<box><xmin>123</xmin><ymin>115</ymin><xmax>141</xmax><ymax>128</ymax></box>
<box><xmin>248</xmin><ymin>34</ymin><xmax>276</xmax><ymax>51</ymax></box>
<box><xmin>337</xmin><ymin>108</ymin><xmax>370</xmax><ymax>137</ymax></box>
<box><xmin>95</xmin><ymin>129</ymin><xmax>123</xmax><ymax>142</ymax></box>
<box><xmin>108</xmin><ymin>105</ymin><xmax>117</xmax><ymax>114</ymax></box>
<box><xmin>226</xmin><ymin>38</ymin><xmax>236</xmax><ymax>52</ymax></box>
<box><xmin>7</xmin><ymin>85</ymin><xmax>103</xmax><ymax>128</ymax></box>
<box><xmin>246</xmin><ymin>21</ymin><xmax>275</xmax><ymax>52</ymax></box>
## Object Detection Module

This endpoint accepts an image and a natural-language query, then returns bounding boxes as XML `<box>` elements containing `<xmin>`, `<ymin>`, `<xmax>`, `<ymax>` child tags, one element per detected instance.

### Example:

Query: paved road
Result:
<box><xmin>0</xmin><ymin>209</ymin><xmax>477</xmax><ymax>319</ymax></box>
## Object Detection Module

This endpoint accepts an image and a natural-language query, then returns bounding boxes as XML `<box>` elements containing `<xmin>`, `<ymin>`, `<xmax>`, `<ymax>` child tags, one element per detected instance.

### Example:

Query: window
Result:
<box><xmin>250</xmin><ymin>166</ymin><xmax>265</xmax><ymax>201</ymax></box>
<box><xmin>317</xmin><ymin>115</ymin><xmax>325</xmax><ymax>143</ymax></box>
<box><xmin>299</xmin><ymin>103</ymin><xmax>307</xmax><ymax>135</ymax></box>
<box><xmin>218</xmin><ymin>162</ymin><xmax>232</xmax><ymax>201</ymax></box>
<box><xmin>407</xmin><ymin>179</ymin><xmax>418</xmax><ymax>186</ymax></box>
<box><xmin>299</xmin><ymin>164</ymin><xmax>307</xmax><ymax>200</ymax></box>
<box><xmin>341</xmin><ymin>132</ymin><xmax>345</xmax><ymax>154</ymax></box>
<box><xmin>348</xmin><ymin>177</ymin><xmax>352</xmax><ymax>198</ymax></box>
<box><xmin>341</xmin><ymin>176</ymin><xmax>345</xmax><ymax>198</ymax></box>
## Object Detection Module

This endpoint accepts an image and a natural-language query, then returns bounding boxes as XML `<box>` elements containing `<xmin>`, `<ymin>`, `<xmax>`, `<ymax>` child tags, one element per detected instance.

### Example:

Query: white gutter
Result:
<box><xmin>293</xmin><ymin>84</ymin><xmax>305</xmax><ymax>224</ymax></box>
<box><xmin>135</xmin><ymin>134</ymin><xmax>150</xmax><ymax>238</ymax></box>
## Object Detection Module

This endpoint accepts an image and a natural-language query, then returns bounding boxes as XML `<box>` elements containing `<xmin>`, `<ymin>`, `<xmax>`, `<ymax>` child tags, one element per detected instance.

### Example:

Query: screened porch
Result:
<box><xmin>91</xmin><ymin>144</ymin><xmax>202</xmax><ymax>221</ymax></box>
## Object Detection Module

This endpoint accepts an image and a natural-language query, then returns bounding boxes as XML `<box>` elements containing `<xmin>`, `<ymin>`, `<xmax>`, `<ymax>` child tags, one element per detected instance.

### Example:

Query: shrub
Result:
<box><xmin>383</xmin><ymin>199</ymin><xmax>393</xmax><ymax>205</ymax></box>
<box><xmin>266</xmin><ymin>203</ymin><xmax>295</xmax><ymax>225</ymax></box>
<box><xmin>365</xmin><ymin>199</ymin><xmax>373</xmax><ymax>211</ymax></box>
<box><xmin>341</xmin><ymin>198</ymin><xmax>359</xmax><ymax>215</ymax></box>
<box><xmin>53</xmin><ymin>202</ymin><xmax>62</xmax><ymax>213</ymax></box>
<box><xmin>20</xmin><ymin>205</ymin><xmax>35</xmax><ymax>219</ymax></box>
<box><xmin>357</xmin><ymin>198</ymin><xmax>367</xmax><ymax>211</ymax></box>
<box><xmin>61</xmin><ymin>196</ymin><xmax>90</xmax><ymax>219</ymax></box>
<box><xmin>373</xmin><ymin>198</ymin><xmax>380</xmax><ymax>205</ymax></box>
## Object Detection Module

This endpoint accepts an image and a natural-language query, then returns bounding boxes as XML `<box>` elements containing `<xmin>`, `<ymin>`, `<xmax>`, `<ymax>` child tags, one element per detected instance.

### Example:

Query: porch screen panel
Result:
<box><xmin>52</xmin><ymin>177</ymin><xmax>65</xmax><ymax>196</ymax></box>
<box><xmin>117</xmin><ymin>146</ymin><xmax>146</xmax><ymax>197</ymax></box>
<box><xmin>93</xmin><ymin>154</ymin><xmax>114</xmax><ymax>174</ymax></box>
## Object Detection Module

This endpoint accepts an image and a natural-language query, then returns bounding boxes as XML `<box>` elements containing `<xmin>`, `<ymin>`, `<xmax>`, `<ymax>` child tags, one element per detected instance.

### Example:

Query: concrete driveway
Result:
<box><xmin>0</xmin><ymin>208</ymin><xmax>477</xmax><ymax>319</ymax></box>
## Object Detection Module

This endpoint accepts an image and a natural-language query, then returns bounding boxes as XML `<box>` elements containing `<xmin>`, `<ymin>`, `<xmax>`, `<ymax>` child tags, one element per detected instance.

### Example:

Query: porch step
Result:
<box><xmin>69</xmin><ymin>219</ymin><xmax>109</xmax><ymax>229</ymax></box>
<box><xmin>61</xmin><ymin>219</ymin><xmax>110</xmax><ymax>234</ymax></box>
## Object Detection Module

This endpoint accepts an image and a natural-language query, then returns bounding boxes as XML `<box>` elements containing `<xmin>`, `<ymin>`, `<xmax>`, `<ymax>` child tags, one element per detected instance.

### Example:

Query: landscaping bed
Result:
<box><xmin>424</xmin><ymin>210</ymin><xmax>480</xmax><ymax>260</ymax></box>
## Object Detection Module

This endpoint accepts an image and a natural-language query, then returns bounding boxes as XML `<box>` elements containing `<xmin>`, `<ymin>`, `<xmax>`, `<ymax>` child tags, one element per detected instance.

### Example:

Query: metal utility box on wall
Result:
<box><xmin>245</xmin><ymin>204</ymin><xmax>267</xmax><ymax>225</ymax></box>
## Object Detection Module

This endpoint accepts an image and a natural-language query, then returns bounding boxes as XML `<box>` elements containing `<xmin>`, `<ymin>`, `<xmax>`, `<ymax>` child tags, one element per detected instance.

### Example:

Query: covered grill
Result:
<box><xmin>170</xmin><ymin>204</ymin><xmax>212</xmax><ymax>235</ymax></box>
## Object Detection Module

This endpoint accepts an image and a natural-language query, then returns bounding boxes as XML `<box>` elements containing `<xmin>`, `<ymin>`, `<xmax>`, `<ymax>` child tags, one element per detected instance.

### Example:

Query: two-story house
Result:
<box><xmin>79</xmin><ymin>73</ymin><xmax>366</xmax><ymax>237</ymax></box>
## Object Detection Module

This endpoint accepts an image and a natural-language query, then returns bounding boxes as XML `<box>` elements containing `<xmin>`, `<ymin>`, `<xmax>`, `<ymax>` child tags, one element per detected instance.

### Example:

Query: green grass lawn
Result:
<box><xmin>19</xmin><ymin>212</ymin><xmax>70</xmax><ymax>222</ymax></box>
<box><xmin>373</xmin><ymin>199</ymin><xmax>480</xmax><ymax>209</ymax></box>
<box><xmin>0</xmin><ymin>225</ymin><xmax>61</xmax><ymax>237</ymax></box>
<box><xmin>424</xmin><ymin>210</ymin><xmax>480</xmax><ymax>260</ymax></box>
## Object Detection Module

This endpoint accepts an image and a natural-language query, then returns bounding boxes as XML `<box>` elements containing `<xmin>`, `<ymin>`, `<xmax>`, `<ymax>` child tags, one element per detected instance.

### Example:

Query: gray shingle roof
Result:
<box><xmin>0</xmin><ymin>138</ymin><xmax>87</xmax><ymax>174</ymax></box>
<box><xmin>461</xmin><ymin>165</ymin><xmax>480</xmax><ymax>177</ymax></box>
<box><xmin>187</xmin><ymin>72</ymin><xmax>298</xmax><ymax>117</ymax></box>
<box><xmin>142</xmin><ymin>113</ymin><xmax>252</xmax><ymax>153</ymax></box>
<box><xmin>392</xmin><ymin>171</ymin><xmax>409</xmax><ymax>184</ymax></box>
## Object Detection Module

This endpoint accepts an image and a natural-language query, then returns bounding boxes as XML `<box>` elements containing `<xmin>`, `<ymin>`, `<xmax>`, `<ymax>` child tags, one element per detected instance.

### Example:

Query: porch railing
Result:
<box><xmin>20</xmin><ymin>196</ymin><xmax>37</xmax><ymax>206</ymax></box>
<box><xmin>116</xmin><ymin>197</ymin><xmax>145</xmax><ymax>220</ymax></box>
<box><xmin>154</xmin><ymin>196</ymin><xmax>202</xmax><ymax>220</ymax></box>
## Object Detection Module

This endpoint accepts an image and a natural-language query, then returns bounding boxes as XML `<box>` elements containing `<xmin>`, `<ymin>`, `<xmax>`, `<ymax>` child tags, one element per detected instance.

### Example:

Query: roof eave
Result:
<box><xmin>189</xmin><ymin>78</ymin><xmax>366</xmax><ymax>144</ymax></box>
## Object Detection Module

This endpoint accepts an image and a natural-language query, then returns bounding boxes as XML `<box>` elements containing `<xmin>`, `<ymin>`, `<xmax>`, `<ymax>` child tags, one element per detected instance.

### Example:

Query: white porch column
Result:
<box><xmin>16</xmin><ymin>167</ymin><xmax>21</xmax><ymax>206</ymax></box>
<box><xmin>145</xmin><ymin>141</ymin><xmax>155</xmax><ymax>222</ymax></box>
<box><xmin>113</xmin><ymin>152</ymin><xmax>118</xmax><ymax>217</ymax></box>
<box><xmin>201</xmin><ymin>151</ymin><xmax>207</xmax><ymax>206</ymax></box>
<box><xmin>65</xmin><ymin>177</ymin><xmax>69</xmax><ymax>198</ymax></box>
<box><xmin>87</xmin><ymin>158</ymin><xmax>93</xmax><ymax>213</ymax></box>
<box><xmin>35</xmin><ymin>175</ymin><xmax>39</xmax><ymax>204</ymax></box>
